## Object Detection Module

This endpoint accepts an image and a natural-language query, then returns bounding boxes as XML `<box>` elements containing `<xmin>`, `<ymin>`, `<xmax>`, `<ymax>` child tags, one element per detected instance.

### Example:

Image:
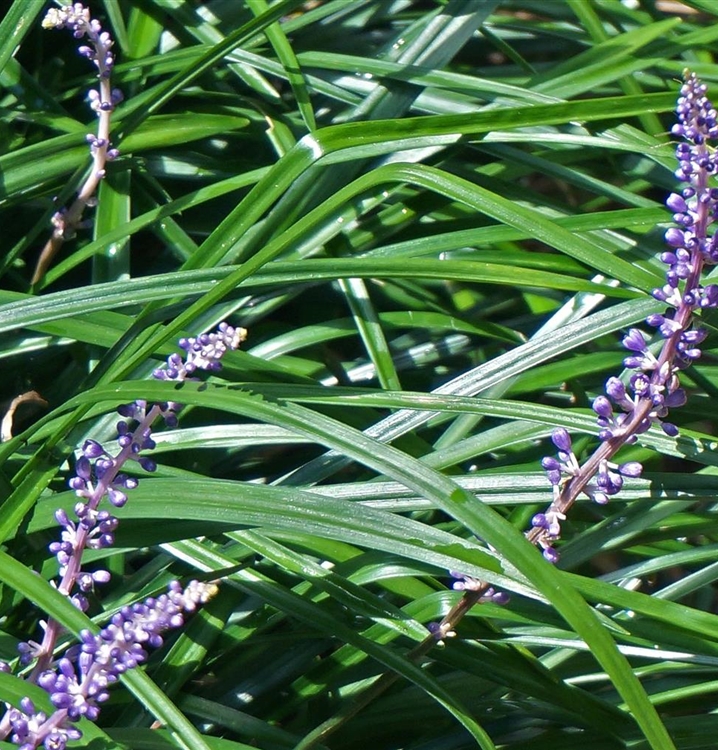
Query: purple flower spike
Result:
<box><xmin>8</xmin><ymin>582</ymin><xmax>217</xmax><ymax>748</ymax></box>
<box><xmin>34</xmin><ymin>3</ymin><xmax>124</xmax><ymax>284</ymax></box>
<box><xmin>0</xmin><ymin>323</ymin><xmax>245</xmax><ymax>750</ymax></box>
<box><xmin>522</xmin><ymin>74</ymin><xmax>718</xmax><ymax>587</ymax></box>
<box><xmin>153</xmin><ymin>322</ymin><xmax>246</xmax><ymax>382</ymax></box>
<box><xmin>426</xmin><ymin>73</ymin><xmax>718</xmax><ymax>684</ymax></box>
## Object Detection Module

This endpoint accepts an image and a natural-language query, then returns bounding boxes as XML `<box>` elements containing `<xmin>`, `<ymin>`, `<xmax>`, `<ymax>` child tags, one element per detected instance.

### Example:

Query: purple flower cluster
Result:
<box><xmin>448</xmin><ymin>573</ymin><xmax>509</xmax><ymax>603</ymax></box>
<box><xmin>7</xmin><ymin>581</ymin><xmax>217</xmax><ymax>750</ymax></box>
<box><xmin>443</xmin><ymin>72</ymin><xmax>718</xmax><ymax>609</ymax></box>
<box><xmin>1</xmin><ymin>323</ymin><xmax>245</xmax><ymax>749</ymax></box>
<box><xmin>534</xmin><ymin>428</ymin><xmax>643</xmax><ymax>562</ymax></box>
<box><xmin>49</xmin><ymin>322</ymin><xmax>243</xmax><ymax>612</ymax></box>
<box><xmin>33</xmin><ymin>4</ymin><xmax>122</xmax><ymax>283</ymax></box>
<box><xmin>42</xmin><ymin>4</ymin><xmax>119</xmax><ymax>105</ymax></box>
<box><xmin>531</xmin><ymin>71</ymin><xmax>718</xmax><ymax>565</ymax></box>
<box><xmin>43</xmin><ymin>3</ymin><xmax>120</xmax><ymax>192</ymax></box>
<box><xmin>155</xmin><ymin>325</ymin><xmax>245</xmax><ymax>381</ymax></box>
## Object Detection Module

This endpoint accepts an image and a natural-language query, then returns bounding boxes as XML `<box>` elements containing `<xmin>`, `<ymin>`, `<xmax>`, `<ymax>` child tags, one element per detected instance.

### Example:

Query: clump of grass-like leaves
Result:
<box><xmin>1</xmin><ymin>2</ymin><xmax>718</xmax><ymax>750</ymax></box>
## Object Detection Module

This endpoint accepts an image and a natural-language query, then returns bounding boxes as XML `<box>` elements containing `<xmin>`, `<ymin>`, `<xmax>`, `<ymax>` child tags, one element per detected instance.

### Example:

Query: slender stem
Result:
<box><xmin>32</xmin><ymin>8</ymin><xmax>118</xmax><ymax>286</ymax></box>
<box><xmin>28</xmin><ymin>404</ymin><xmax>162</xmax><ymax>681</ymax></box>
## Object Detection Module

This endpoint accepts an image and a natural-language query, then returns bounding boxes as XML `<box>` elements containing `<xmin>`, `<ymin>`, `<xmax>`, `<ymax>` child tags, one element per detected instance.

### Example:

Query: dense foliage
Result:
<box><xmin>2</xmin><ymin>1</ymin><xmax>718</xmax><ymax>749</ymax></box>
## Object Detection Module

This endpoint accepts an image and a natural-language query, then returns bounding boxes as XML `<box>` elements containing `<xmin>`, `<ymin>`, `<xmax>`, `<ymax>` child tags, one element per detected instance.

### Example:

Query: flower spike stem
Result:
<box><xmin>0</xmin><ymin>323</ymin><xmax>245</xmax><ymax>749</ymax></box>
<box><xmin>32</xmin><ymin>4</ymin><xmax>123</xmax><ymax>285</ymax></box>
<box><xmin>293</xmin><ymin>70</ymin><xmax>718</xmax><ymax>749</ymax></box>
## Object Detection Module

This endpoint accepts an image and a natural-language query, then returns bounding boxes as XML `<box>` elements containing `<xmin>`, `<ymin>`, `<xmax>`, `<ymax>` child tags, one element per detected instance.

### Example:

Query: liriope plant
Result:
<box><xmin>5</xmin><ymin>3</ymin><xmax>718</xmax><ymax>750</ymax></box>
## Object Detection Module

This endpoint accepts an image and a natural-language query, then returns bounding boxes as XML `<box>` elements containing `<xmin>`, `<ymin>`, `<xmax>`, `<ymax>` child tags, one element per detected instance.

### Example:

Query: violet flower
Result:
<box><xmin>446</xmin><ymin>70</ymin><xmax>718</xmax><ymax>604</ymax></box>
<box><xmin>33</xmin><ymin>4</ymin><xmax>123</xmax><ymax>285</ymax></box>
<box><xmin>0</xmin><ymin>322</ymin><xmax>245</xmax><ymax>748</ymax></box>
<box><xmin>528</xmin><ymin>70</ymin><xmax>718</xmax><ymax>563</ymax></box>
<box><xmin>6</xmin><ymin>581</ymin><xmax>217</xmax><ymax>750</ymax></box>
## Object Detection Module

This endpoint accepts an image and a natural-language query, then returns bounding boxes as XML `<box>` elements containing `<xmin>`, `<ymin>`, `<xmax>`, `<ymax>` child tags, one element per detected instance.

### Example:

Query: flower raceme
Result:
<box><xmin>52</xmin><ymin>323</ymin><xmax>244</xmax><ymax>618</ymax></box>
<box><xmin>446</xmin><ymin>70</ymin><xmax>718</xmax><ymax>606</ymax></box>
<box><xmin>531</xmin><ymin>70</ymin><xmax>718</xmax><ymax>564</ymax></box>
<box><xmin>7</xmin><ymin>582</ymin><xmax>218</xmax><ymax>750</ymax></box>
<box><xmin>33</xmin><ymin>3</ymin><xmax>123</xmax><ymax>284</ymax></box>
<box><xmin>1</xmin><ymin>323</ymin><xmax>245</xmax><ymax>750</ymax></box>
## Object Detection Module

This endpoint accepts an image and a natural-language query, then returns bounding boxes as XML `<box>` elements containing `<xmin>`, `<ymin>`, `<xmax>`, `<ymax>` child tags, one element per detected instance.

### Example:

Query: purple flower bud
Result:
<box><xmin>545</xmin><ymin>469</ymin><xmax>561</xmax><ymax>486</ymax></box>
<box><xmin>665</xmin><ymin>388</ymin><xmax>687</xmax><ymax>408</ymax></box>
<box><xmin>605</xmin><ymin>377</ymin><xmax>626</xmax><ymax>402</ymax></box>
<box><xmin>622</xmin><ymin>328</ymin><xmax>648</xmax><ymax>352</ymax></box>
<box><xmin>666</xmin><ymin>193</ymin><xmax>688</xmax><ymax>212</ymax></box>
<box><xmin>646</xmin><ymin>313</ymin><xmax>665</xmax><ymax>328</ymax></box>
<box><xmin>117</xmin><ymin>402</ymin><xmax>140</xmax><ymax>419</ymax></box>
<box><xmin>92</xmin><ymin>569</ymin><xmax>111</xmax><ymax>584</ymax></box>
<box><xmin>542</xmin><ymin>546</ymin><xmax>560</xmax><ymax>564</ymax></box>
<box><xmin>551</xmin><ymin>427</ymin><xmax>572</xmax><ymax>453</ymax></box>
<box><xmin>592</xmin><ymin>395</ymin><xmax>612</xmax><ymax>418</ymax></box>
<box><xmin>106</xmin><ymin>488</ymin><xmax>127</xmax><ymax>507</ymax></box>
<box><xmin>138</xmin><ymin>457</ymin><xmax>156</xmax><ymax>473</ymax></box>
<box><xmin>75</xmin><ymin>455</ymin><xmax>92</xmax><ymax>481</ymax></box>
<box><xmin>618</xmin><ymin>461</ymin><xmax>643</xmax><ymax>477</ymax></box>
<box><xmin>682</xmin><ymin>328</ymin><xmax>707</xmax><ymax>344</ymax></box>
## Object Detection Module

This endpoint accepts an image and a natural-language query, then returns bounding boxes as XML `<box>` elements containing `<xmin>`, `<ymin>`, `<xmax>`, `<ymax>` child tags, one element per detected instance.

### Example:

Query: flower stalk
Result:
<box><xmin>32</xmin><ymin>4</ymin><xmax>122</xmax><ymax>285</ymax></box>
<box><xmin>449</xmin><ymin>69</ymin><xmax>718</xmax><ymax>592</ymax></box>
<box><xmin>294</xmin><ymin>70</ymin><xmax>718</xmax><ymax>749</ymax></box>
<box><xmin>0</xmin><ymin>323</ymin><xmax>245</xmax><ymax>749</ymax></box>
<box><xmin>526</xmin><ymin>69</ymin><xmax>718</xmax><ymax>566</ymax></box>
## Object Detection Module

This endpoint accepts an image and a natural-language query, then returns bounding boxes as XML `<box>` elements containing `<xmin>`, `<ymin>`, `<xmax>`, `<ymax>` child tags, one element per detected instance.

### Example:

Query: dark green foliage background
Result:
<box><xmin>1</xmin><ymin>1</ymin><xmax>718</xmax><ymax>749</ymax></box>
